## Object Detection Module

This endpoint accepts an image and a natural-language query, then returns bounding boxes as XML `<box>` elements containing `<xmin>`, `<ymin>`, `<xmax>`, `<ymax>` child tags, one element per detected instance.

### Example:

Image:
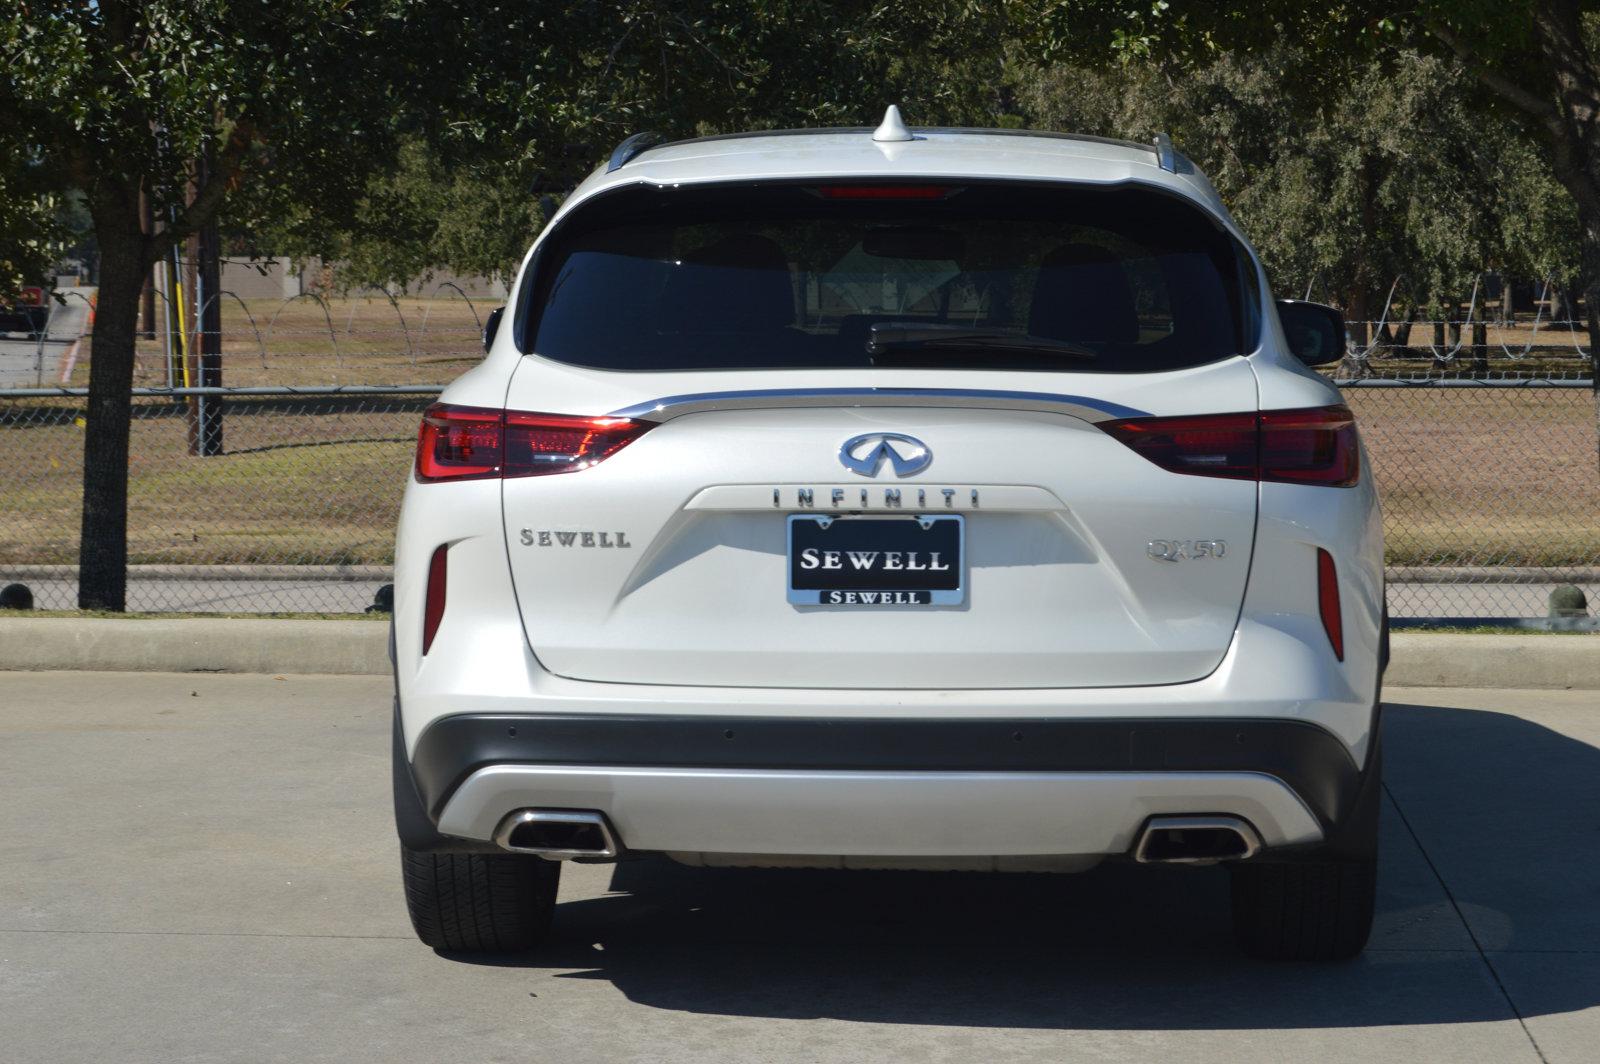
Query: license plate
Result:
<box><xmin>787</xmin><ymin>515</ymin><xmax>965</xmax><ymax>606</ymax></box>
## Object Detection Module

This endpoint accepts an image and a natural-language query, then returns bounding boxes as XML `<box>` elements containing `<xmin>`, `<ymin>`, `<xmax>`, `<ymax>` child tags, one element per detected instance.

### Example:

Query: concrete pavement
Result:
<box><xmin>0</xmin><ymin>672</ymin><xmax>1595</xmax><ymax>1062</ymax></box>
<box><xmin>0</xmin><ymin>289</ymin><xmax>93</xmax><ymax>387</ymax></box>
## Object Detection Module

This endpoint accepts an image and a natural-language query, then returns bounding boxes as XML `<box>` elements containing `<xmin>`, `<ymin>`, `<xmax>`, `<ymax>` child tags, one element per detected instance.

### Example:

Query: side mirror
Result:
<box><xmin>1276</xmin><ymin>299</ymin><xmax>1346</xmax><ymax>367</ymax></box>
<box><xmin>482</xmin><ymin>306</ymin><xmax>505</xmax><ymax>353</ymax></box>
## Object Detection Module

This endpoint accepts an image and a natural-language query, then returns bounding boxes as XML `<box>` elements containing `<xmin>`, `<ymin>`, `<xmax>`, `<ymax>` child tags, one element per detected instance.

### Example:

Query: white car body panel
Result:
<box><xmin>393</xmin><ymin>124</ymin><xmax>1384</xmax><ymax>864</ymax></box>
<box><xmin>500</xmin><ymin>362</ymin><xmax>1260</xmax><ymax>689</ymax></box>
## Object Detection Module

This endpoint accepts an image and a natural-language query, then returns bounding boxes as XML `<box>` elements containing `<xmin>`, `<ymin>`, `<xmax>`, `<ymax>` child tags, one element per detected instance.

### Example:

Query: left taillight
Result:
<box><xmin>415</xmin><ymin>403</ymin><xmax>652</xmax><ymax>482</ymax></box>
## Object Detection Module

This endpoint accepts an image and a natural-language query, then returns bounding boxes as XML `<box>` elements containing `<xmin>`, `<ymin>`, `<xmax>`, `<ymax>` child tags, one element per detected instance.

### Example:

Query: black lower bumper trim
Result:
<box><xmin>409</xmin><ymin>713</ymin><xmax>1368</xmax><ymax>831</ymax></box>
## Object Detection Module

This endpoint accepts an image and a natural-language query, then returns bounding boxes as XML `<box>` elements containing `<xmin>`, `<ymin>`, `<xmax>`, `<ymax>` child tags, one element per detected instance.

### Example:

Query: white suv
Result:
<box><xmin>392</xmin><ymin>110</ymin><xmax>1385</xmax><ymax>961</ymax></box>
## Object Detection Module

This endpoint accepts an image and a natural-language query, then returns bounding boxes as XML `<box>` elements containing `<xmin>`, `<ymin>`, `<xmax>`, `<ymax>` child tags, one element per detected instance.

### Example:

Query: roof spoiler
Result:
<box><xmin>607</xmin><ymin>131</ymin><xmax>666</xmax><ymax>173</ymax></box>
<box><xmin>604</xmin><ymin>125</ymin><xmax>1187</xmax><ymax>173</ymax></box>
<box><xmin>1152</xmin><ymin>132</ymin><xmax>1188</xmax><ymax>174</ymax></box>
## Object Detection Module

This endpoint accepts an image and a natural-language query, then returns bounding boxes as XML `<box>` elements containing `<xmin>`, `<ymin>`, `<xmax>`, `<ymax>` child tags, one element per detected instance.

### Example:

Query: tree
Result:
<box><xmin>1027</xmin><ymin>1</ymin><xmax>1600</xmax><ymax>375</ymax></box>
<box><xmin>0</xmin><ymin>163</ymin><xmax>76</xmax><ymax>299</ymax></box>
<box><xmin>3</xmin><ymin>0</ymin><xmax>1015</xmax><ymax>610</ymax></box>
<box><xmin>1014</xmin><ymin>44</ymin><xmax>1577</xmax><ymax>321</ymax></box>
<box><xmin>240</xmin><ymin>1</ymin><xmax>1015</xmax><ymax>292</ymax></box>
<box><xmin>0</xmin><ymin>0</ymin><xmax>456</xmax><ymax>609</ymax></box>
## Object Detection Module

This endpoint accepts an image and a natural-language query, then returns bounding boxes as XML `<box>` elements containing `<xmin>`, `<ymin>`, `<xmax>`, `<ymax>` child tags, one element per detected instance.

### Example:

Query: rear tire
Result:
<box><xmin>401</xmin><ymin>846</ymin><xmax>560</xmax><ymax>953</ymax></box>
<box><xmin>1229</xmin><ymin>857</ymin><xmax>1376</xmax><ymax>961</ymax></box>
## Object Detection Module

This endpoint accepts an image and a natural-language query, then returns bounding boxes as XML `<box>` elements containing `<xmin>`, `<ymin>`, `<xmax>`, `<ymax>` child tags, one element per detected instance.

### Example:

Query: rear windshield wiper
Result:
<box><xmin>866</xmin><ymin>322</ymin><xmax>1098</xmax><ymax>361</ymax></box>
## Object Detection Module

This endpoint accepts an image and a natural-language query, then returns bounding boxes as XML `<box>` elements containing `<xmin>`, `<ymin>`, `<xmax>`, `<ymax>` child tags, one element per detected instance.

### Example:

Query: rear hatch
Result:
<box><xmin>500</xmin><ymin>179</ymin><xmax>1262</xmax><ymax>688</ymax></box>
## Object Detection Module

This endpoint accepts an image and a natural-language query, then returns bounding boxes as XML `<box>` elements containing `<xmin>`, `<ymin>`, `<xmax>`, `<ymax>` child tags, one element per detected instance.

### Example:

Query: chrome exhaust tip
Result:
<box><xmin>1133</xmin><ymin>815</ymin><xmax>1262</xmax><ymax>865</ymax></box>
<box><xmin>493</xmin><ymin>809</ymin><xmax>621</xmax><ymax>860</ymax></box>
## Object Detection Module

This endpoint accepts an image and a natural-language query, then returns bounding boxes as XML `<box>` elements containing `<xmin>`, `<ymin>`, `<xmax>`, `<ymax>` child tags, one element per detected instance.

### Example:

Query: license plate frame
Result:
<box><xmin>786</xmin><ymin>514</ymin><xmax>966</xmax><ymax>606</ymax></box>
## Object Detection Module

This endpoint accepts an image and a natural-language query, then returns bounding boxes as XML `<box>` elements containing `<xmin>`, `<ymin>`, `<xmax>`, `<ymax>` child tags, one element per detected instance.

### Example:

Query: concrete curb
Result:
<box><xmin>0</xmin><ymin>620</ymin><xmax>1594</xmax><ymax>689</ymax></box>
<box><xmin>0</xmin><ymin>618</ymin><xmax>390</xmax><ymax>676</ymax></box>
<box><xmin>1385</xmin><ymin>632</ymin><xmax>1598</xmax><ymax>690</ymax></box>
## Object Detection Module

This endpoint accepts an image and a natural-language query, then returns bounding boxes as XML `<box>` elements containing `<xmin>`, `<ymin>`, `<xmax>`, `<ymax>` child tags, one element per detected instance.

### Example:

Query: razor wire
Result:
<box><xmin>1343</xmin><ymin>273</ymin><xmax>1591</xmax><ymax>370</ymax></box>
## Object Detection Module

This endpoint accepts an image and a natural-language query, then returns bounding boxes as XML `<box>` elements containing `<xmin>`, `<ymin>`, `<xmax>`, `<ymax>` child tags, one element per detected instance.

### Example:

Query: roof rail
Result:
<box><xmin>1152</xmin><ymin>132</ymin><xmax>1179</xmax><ymax>173</ymax></box>
<box><xmin>607</xmin><ymin>131</ymin><xmax>666</xmax><ymax>173</ymax></box>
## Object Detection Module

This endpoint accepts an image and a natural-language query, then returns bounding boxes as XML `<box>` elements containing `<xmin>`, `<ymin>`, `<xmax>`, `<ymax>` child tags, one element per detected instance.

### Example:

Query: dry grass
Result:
<box><xmin>3</xmin><ymin>396</ymin><xmax>421</xmax><ymax>565</ymax></box>
<box><xmin>13</xmin><ymin>309</ymin><xmax>1600</xmax><ymax>571</ymax></box>
<box><xmin>64</xmin><ymin>295</ymin><xmax>488</xmax><ymax>389</ymax></box>
<box><xmin>1346</xmin><ymin>387</ymin><xmax>1600</xmax><ymax>567</ymax></box>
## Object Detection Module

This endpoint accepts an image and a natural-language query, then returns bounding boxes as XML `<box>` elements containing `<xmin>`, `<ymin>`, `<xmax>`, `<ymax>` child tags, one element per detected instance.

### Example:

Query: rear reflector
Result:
<box><xmin>416</xmin><ymin>404</ymin><xmax>651</xmax><ymax>482</ymax></box>
<box><xmin>422</xmin><ymin>544</ymin><xmax>448</xmax><ymax>655</ymax></box>
<box><xmin>1317</xmin><ymin>548</ymin><xmax>1344</xmax><ymax>660</ymax></box>
<box><xmin>1100</xmin><ymin>405</ymin><xmax>1359</xmax><ymax>487</ymax></box>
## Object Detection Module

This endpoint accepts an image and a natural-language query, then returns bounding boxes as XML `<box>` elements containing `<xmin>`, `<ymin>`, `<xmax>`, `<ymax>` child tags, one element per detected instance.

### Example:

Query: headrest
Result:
<box><xmin>1028</xmin><ymin>243</ymin><xmax>1139</xmax><ymax>345</ymax></box>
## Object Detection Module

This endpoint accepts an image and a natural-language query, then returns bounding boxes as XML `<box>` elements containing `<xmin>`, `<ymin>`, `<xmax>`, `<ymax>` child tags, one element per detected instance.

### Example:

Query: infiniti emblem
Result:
<box><xmin>838</xmin><ymin>432</ymin><xmax>932</xmax><ymax>477</ymax></box>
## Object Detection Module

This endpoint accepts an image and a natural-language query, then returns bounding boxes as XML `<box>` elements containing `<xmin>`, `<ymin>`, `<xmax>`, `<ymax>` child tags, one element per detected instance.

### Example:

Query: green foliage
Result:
<box><xmin>233</xmin><ymin>0</ymin><xmax>1013</xmax><ymax>287</ymax></box>
<box><xmin>0</xmin><ymin>1</ymin><xmax>449</xmax><ymax>270</ymax></box>
<box><xmin>241</xmin><ymin>139</ymin><xmax>546</xmax><ymax>290</ymax></box>
<box><xmin>1015</xmin><ymin>41</ymin><xmax>1577</xmax><ymax>311</ymax></box>
<box><xmin>0</xmin><ymin>163</ymin><xmax>73</xmax><ymax>296</ymax></box>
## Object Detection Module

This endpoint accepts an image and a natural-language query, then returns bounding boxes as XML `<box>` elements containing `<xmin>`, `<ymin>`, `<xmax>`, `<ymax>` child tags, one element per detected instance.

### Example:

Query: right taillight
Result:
<box><xmin>415</xmin><ymin>403</ymin><xmax>652</xmax><ymax>482</ymax></box>
<box><xmin>1259</xmin><ymin>406</ymin><xmax>1360</xmax><ymax>487</ymax></box>
<box><xmin>1100</xmin><ymin>404</ymin><xmax>1359</xmax><ymax>487</ymax></box>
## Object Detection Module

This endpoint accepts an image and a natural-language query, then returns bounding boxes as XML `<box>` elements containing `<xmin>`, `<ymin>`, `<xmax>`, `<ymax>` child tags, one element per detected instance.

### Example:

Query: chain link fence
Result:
<box><xmin>2</xmin><ymin>386</ymin><xmax>436</xmax><ymax>613</ymax></box>
<box><xmin>2</xmin><ymin>375</ymin><xmax>1595</xmax><ymax>618</ymax></box>
<box><xmin>2</xmin><ymin>280</ymin><xmax>1597</xmax><ymax>618</ymax></box>
<box><xmin>1338</xmin><ymin>376</ymin><xmax>1598</xmax><ymax>620</ymax></box>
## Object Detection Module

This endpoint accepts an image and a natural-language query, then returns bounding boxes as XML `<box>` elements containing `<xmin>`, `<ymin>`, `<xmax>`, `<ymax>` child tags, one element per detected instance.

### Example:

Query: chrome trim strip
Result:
<box><xmin>608</xmin><ymin>387</ymin><xmax>1149</xmax><ymax>424</ymax></box>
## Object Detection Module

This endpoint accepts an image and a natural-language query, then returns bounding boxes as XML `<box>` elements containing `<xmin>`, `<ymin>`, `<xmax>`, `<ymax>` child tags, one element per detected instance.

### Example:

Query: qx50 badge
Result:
<box><xmin>839</xmin><ymin>433</ymin><xmax>932</xmax><ymax>477</ymax></box>
<box><xmin>1148</xmin><ymin>539</ymin><xmax>1228</xmax><ymax>562</ymax></box>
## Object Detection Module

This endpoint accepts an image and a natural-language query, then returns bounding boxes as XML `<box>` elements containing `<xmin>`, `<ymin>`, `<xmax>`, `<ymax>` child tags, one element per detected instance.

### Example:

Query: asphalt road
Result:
<box><xmin>1</xmin><ymin>673</ymin><xmax>1596</xmax><ymax>1062</ymax></box>
<box><xmin>0</xmin><ymin>290</ymin><xmax>93</xmax><ymax>388</ymax></box>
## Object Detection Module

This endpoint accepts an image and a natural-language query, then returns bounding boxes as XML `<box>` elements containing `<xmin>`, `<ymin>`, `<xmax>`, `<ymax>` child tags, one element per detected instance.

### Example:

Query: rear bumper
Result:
<box><xmin>405</xmin><ymin>713</ymin><xmax>1377</xmax><ymax>860</ymax></box>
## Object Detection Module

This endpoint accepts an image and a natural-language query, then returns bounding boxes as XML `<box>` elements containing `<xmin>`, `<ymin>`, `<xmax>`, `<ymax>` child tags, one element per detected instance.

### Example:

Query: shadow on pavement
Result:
<box><xmin>445</xmin><ymin>700</ymin><xmax>1599</xmax><ymax>1030</ymax></box>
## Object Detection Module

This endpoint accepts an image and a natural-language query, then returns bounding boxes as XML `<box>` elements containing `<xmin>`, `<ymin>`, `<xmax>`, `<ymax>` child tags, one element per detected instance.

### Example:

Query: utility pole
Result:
<box><xmin>194</xmin><ymin>140</ymin><xmax>223</xmax><ymax>456</ymax></box>
<box><xmin>139</xmin><ymin>193</ymin><xmax>157</xmax><ymax>340</ymax></box>
<box><xmin>182</xmin><ymin>228</ymin><xmax>200</xmax><ymax>455</ymax></box>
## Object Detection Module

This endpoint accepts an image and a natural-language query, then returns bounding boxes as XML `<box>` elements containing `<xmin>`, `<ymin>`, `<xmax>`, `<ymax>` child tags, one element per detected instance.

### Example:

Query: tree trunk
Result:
<box><xmin>77</xmin><ymin>203</ymin><xmax>147</xmax><ymax>612</ymax></box>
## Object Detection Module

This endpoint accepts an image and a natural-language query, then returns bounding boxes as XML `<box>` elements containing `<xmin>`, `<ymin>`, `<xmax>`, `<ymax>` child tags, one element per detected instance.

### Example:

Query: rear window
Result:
<box><xmin>521</xmin><ymin>182</ymin><xmax>1257</xmax><ymax>373</ymax></box>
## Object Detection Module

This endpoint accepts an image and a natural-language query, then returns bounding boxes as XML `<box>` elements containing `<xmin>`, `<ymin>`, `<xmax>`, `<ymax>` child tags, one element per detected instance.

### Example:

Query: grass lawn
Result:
<box><xmin>3</xmin><ymin>396</ymin><xmax>420</xmax><ymax>565</ymax></box>
<box><xmin>8</xmin><ymin>299</ymin><xmax>1599</xmax><ymax>573</ymax></box>
<box><xmin>65</xmin><ymin>294</ymin><xmax>486</xmax><ymax>390</ymax></box>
